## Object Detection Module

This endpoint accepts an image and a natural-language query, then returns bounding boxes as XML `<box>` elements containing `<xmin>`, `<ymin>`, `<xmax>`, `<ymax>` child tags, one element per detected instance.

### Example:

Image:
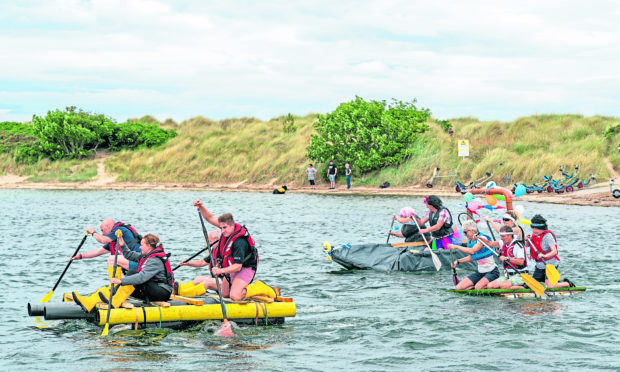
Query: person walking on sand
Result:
<box><xmin>327</xmin><ymin>160</ymin><xmax>337</xmax><ymax>189</ymax></box>
<box><xmin>306</xmin><ymin>164</ymin><xmax>317</xmax><ymax>190</ymax></box>
<box><xmin>345</xmin><ymin>162</ymin><xmax>352</xmax><ymax>190</ymax></box>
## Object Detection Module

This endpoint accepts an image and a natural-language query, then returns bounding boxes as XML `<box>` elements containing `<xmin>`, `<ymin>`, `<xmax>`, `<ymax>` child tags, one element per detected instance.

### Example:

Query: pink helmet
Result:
<box><xmin>399</xmin><ymin>206</ymin><xmax>416</xmax><ymax>218</ymax></box>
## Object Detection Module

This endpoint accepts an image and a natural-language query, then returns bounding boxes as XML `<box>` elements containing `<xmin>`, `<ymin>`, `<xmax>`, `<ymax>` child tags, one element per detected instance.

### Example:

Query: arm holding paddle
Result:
<box><xmin>179</xmin><ymin>258</ymin><xmax>209</xmax><ymax>268</ymax></box>
<box><xmin>447</xmin><ymin>239</ymin><xmax>484</xmax><ymax>256</ymax></box>
<box><xmin>70</xmin><ymin>226</ymin><xmax>112</xmax><ymax>261</ymax></box>
<box><xmin>193</xmin><ymin>199</ymin><xmax>219</xmax><ymax>226</ymax></box>
<box><xmin>452</xmin><ymin>255</ymin><xmax>472</xmax><ymax>268</ymax></box>
<box><xmin>483</xmin><ymin>216</ymin><xmax>501</xmax><ymax>234</ymax></box>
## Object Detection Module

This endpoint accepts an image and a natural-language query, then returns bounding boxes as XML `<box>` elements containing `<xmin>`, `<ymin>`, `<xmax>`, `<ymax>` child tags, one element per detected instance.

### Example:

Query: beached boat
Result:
<box><xmin>28</xmin><ymin>291</ymin><xmax>296</xmax><ymax>330</ymax></box>
<box><xmin>446</xmin><ymin>287</ymin><xmax>586</xmax><ymax>298</ymax></box>
<box><xmin>325</xmin><ymin>241</ymin><xmax>500</xmax><ymax>271</ymax></box>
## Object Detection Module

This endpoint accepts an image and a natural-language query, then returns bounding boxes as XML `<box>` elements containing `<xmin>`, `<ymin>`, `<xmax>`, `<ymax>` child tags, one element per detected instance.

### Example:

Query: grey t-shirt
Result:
<box><xmin>307</xmin><ymin>167</ymin><xmax>317</xmax><ymax>180</ymax></box>
<box><xmin>535</xmin><ymin>233</ymin><xmax>559</xmax><ymax>269</ymax></box>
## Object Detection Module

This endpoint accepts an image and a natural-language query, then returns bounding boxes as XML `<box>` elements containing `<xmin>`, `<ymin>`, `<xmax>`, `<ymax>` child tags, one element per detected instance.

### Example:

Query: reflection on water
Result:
<box><xmin>2</xmin><ymin>190</ymin><xmax>619</xmax><ymax>371</ymax></box>
<box><xmin>510</xmin><ymin>301</ymin><xmax>565</xmax><ymax>316</ymax></box>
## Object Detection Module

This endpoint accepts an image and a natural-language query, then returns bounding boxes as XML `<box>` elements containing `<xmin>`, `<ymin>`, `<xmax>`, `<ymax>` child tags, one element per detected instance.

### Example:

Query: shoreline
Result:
<box><xmin>1</xmin><ymin>176</ymin><xmax>618</xmax><ymax>207</ymax></box>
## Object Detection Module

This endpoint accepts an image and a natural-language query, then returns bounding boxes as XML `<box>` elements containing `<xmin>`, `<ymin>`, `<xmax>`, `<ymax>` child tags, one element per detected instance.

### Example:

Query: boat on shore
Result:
<box><xmin>325</xmin><ymin>241</ymin><xmax>500</xmax><ymax>271</ymax></box>
<box><xmin>28</xmin><ymin>291</ymin><xmax>296</xmax><ymax>330</ymax></box>
<box><xmin>446</xmin><ymin>287</ymin><xmax>586</xmax><ymax>298</ymax></box>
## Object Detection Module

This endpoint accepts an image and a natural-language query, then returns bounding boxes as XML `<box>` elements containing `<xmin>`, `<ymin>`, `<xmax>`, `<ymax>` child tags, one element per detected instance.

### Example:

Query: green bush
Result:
<box><xmin>306</xmin><ymin>97</ymin><xmax>430</xmax><ymax>174</ymax></box>
<box><xmin>437</xmin><ymin>119</ymin><xmax>453</xmax><ymax>133</ymax></box>
<box><xmin>22</xmin><ymin>107</ymin><xmax>177</xmax><ymax>162</ymax></box>
<box><xmin>603</xmin><ymin>123</ymin><xmax>620</xmax><ymax>140</ymax></box>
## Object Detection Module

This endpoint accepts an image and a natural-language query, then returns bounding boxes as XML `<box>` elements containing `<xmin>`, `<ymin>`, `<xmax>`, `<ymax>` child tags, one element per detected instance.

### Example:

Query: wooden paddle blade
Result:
<box><xmin>521</xmin><ymin>273</ymin><xmax>545</xmax><ymax>297</ymax></box>
<box><xmin>546</xmin><ymin>264</ymin><xmax>561</xmax><ymax>286</ymax></box>
<box><xmin>101</xmin><ymin>324</ymin><xmax>109</xmax><ymax>336</ymax></box>
<box><xmin>40</xmin><ymin>290</ymin><xmax>54</xmax><ymax>303</ymax></box>
<box><xmin>430</xmin><ymin>251</ymin><xmax>442</xmax><ymax>271</ymax></box>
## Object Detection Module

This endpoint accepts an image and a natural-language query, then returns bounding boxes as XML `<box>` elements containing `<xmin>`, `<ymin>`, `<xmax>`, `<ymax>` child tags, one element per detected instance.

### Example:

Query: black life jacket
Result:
<box><xmin>429</xmin><ymin>207</ymin><xmax>453</xmax><ymax>238</ymax></box>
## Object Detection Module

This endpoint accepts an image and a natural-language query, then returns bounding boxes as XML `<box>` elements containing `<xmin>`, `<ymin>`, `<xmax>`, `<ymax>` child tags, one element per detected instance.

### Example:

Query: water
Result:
<box><xmin>1</xmin><ymin>190</ymin><xmax>619</xmax><ymax>371</ymax></box>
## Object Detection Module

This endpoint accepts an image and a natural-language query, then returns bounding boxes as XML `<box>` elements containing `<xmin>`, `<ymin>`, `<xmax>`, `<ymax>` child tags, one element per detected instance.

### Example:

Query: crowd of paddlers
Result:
<box><xmin>387</xmin><ymin>194</ymin><xmax>575</xmax><ymax>294</ymax></box>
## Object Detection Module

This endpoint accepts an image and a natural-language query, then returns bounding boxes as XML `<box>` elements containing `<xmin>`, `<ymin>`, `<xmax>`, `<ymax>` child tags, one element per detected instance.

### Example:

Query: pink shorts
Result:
<box><xmin>230</xmin><ymin>267</ymin><xmax>256</xmax><ymax>285</ymax></box>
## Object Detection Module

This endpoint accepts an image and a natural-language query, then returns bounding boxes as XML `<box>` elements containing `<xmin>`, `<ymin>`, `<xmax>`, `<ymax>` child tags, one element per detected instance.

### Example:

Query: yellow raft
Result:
<box><xmin>93</xmin><ymin>294</ymin><xmax>296</xmax><ymax>327</ymax></box>
<box><xmin>28</xmin><ymin>287</ymin><xmax>296</xmax><ymax>330</ymax></box>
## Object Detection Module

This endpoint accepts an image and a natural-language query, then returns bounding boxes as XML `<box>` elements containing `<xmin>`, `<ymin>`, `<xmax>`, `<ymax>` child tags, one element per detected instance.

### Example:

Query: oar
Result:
<box><xmin>479</xmin><ymin>239</ymin><xmax>545</xmax><ymax>297</ymax></box>
<box><xmin>386</xmin><ymin>219</ymin><xmax>395</xmax><ymax>244</ymax></box>
<box><xmin>102</xmin><ymin>230</ymin><xmax>121</xmax><ymax>336</ymax></box>
<box><xmin>198</xmin><ymin>209</ymin><xmax>234</xmax><ymax>337</ymax></box>
<box><xmin>411</xmin><ymin>218</ymin><xmax>441</xmax><ymax>271</ymax></box>
<box><xmin>504</xmin><ymin>259</ymin><xmax>546</xmax><ymax>298</ymax></box>
<box><xmin>41</xmin><ymin>232</ymin><xmax>90</xmax><ymax>303</ymax></box>
<box><xmin>171</xmin><ymin>240</ymin><xmax>220</xmax><ymax>271</ymax></box>
<box><xmin>448</xmin><ymin>242</ymin><xmax>459</xmax><ymax>286</ymax></box>
<box><xmin>485</xmin><ymin>220</ymin><xmax>497</xmax><ymax>242</ymax></box>
<box><xmin>527</xmin><ymin>237</ymin><xmax>561</xmax><ymax>286</ymax></box>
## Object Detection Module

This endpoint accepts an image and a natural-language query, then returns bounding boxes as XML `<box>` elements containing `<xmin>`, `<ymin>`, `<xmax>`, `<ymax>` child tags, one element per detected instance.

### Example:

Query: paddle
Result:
<box><xmin>198</xmin><ymin>208</ymin><xmax>234</xmax><ymax>337</ymax></box>
<box><xmin>386</xmin><ymin>219</ymin><xmax>395</xmax><ymax>244</ymax></box>
<box><xmin>478</xmin><ymin>238</ymin><xmax>545</xmax><ymax>297</ymax></box>
<box><xmin>526</xmin><ymin>237</ymin><xmax>561</xmax><ymax>286</ymax></box>
<box><xmin>41</xmin><ymin>232</ymin><xmax>90</xmax><ymax>303</ymax></box>
<box><xmin>448</xmin><ymin>242</ymin><xmax>459</xmax><ymax>286</ymax></box>
<box><xmin>171</xmin><ymin>240</ymin><xmax>220</xmax><ymax>272</ymax></box>
<box><xmin>102</xmin><ymin>230</ymin><xmax>121</xmax><ymax>336</ymax></box>
<box><xmin>411</xmin><ymin>218</ymin><xmax>441</xmax><ymax>271</ymax></box>
<box><xmin>503</xmin><ymin>259</ymin><xmax>546</xmax><ymax>298</ymax></box>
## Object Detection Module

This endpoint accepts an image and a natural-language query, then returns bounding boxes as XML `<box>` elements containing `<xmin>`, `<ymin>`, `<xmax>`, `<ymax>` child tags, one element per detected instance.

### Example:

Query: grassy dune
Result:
<box><xmin>2</xmin><ymin>113</ymin><xmax>619</xmax><ymax>187</ymax></box>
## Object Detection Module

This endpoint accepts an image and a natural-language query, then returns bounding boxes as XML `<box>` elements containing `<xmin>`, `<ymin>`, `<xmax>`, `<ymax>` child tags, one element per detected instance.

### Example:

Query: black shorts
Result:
<box><xmin>533</xmin><ymin>266</ymin><xmax>548</xmax><ymax>282</ymax></box>
<box><xmin>309</xmin><ymin>180</ymin><xmax>315</xmax><ymax>185</ymax></box>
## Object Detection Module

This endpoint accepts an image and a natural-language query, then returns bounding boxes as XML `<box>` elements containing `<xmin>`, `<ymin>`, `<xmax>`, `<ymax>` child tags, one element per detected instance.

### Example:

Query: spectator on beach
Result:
<box><xmin>306</xmin><ymin>164</ymin><xmax>317</xmax><ymax>189</ymax></box>
<box><xmin>327</xmin><ymin>160</ymin><xmax>337</xmax><ymax>189</ymax></box>
<box><xmin>345</xmin><ymin>162</ymin><xmax>352</xmax><ymax>190</ymax></box>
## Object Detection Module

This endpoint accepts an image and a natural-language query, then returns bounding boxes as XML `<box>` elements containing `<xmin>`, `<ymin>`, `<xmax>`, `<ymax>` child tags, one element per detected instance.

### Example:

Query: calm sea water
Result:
<box><xmin>1</xmin><ymin>189</ymin><xmax>618</xmax><ymax>371</ymax></box>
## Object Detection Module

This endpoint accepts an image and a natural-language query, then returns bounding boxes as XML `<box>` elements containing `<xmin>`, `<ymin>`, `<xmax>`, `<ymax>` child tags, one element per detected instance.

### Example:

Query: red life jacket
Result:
<box><xmin>109</xmin><ymin>222</ymin><xmax>141</xmax><ymax>255</ymax></box>
<box><xmin>214</xmin><ymin>223</ymin><xmax>257</xmax><ymax>269</ymax></box>
<box><xmin>501</xmin><ymin>240</ymin><xmax>527</xmax><ymax>270</ymax></box>
<box><xmin>137</xmin><ymin>247</ymin><xmax>175</xmax><ymax>290</ymax></box>
<box><xmin>529</xmin><ymin>230</ymin><xmax>560</xmax><ymax>262</ymax></box>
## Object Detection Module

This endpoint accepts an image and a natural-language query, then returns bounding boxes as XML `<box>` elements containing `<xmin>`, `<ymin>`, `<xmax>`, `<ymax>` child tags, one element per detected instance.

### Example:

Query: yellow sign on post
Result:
<box><xmin>458</xmin><ymin>140</ymin><xmax>470</xmax><ymax>158</ymax></box>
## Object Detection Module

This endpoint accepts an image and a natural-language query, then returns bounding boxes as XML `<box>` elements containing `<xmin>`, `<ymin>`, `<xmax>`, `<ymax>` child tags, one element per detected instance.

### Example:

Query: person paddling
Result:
<box><xmin>177</xmin><ymin>229</ymin><xmax>222</xmax><ymax>296</ymax></box>
<box><xmin>191</xmin><ymin>199</ymin><xmax>259</xmax><ymax>301</ymax></box>
<box><xmin>389</xmin><ymin>206</ymin><xmax>429</xmax><ymax>243</ymax></box>
<box><xmin>527</xmin><ymin>214</ymin><xmax>573</xmax><ymax>288</ymax></box>
<box><xmin>70</xmin><ymin>219</ymin><xmax>142</xmax><ymax>275</ymax></box>
<box><xmin>446</xmin><ymin>220</ymin><xmax>499</xmax><ymax>290</ymax></box>
<box><xmin>414</xmin><ymin>196</ymin><xmax>458</xmax><ymax>249</ymax></box>
<box><xmin>103</xmin><ymin>233</ymin><xmax>174</xmax><ymax>306</ymax></box>
<box><xmin>485</xmin><ymin>226</ymin><xmax>528</xmax><ymax>289</ymax></box>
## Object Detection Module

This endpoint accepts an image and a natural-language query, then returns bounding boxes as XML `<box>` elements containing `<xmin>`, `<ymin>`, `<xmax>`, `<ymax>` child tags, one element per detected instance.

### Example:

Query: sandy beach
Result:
<box><xmin>1</xmin><ymin>174</ymin><xmax>618</xmax><ymax>207</ymax></box>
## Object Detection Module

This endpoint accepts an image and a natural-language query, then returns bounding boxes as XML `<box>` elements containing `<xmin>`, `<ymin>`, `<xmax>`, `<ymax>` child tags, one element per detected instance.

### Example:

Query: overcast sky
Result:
<box><xmin>1</xmin><ymin>0</ymin><xmax>619</xmax><ymax>123</ymax></box>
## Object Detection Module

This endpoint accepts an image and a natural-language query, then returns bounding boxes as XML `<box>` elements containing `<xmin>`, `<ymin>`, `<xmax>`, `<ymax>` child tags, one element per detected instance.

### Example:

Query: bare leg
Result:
<box><xmin>475</xmin><ymin>277</ymin><xmax>490</xmax><ymax>289</ymax></box>
<box><xmin>487</xmin><ymin>280</ymin><xmax>501</xmax><ymax>289</ymax></box>
<box><xmin>229</xmin><ymin>276</ymin><xmax>251</xmax><ymax>301</ymax></box>
<box><xmin>456</xmin><ymin>277</ymin><xmax>474</xmax><ymax>290</ymax></box>
<box><xmin>107</xmin><ymin>255</ymin><xmax>130</xmax><ymax>270</ymax></box>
